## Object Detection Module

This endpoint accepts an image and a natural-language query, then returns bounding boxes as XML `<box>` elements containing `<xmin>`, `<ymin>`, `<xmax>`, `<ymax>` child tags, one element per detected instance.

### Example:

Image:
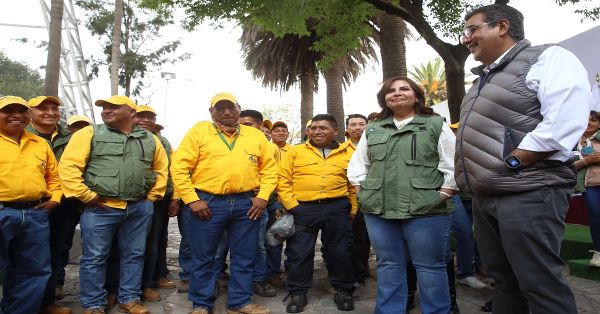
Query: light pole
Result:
<box><xmin>161</xmin><ymin>71</ymin><xmax>176</xmax><ymax>125</ymax></box>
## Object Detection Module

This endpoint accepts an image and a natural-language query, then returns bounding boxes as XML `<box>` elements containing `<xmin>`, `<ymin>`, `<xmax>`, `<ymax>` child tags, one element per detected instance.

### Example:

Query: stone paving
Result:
<box><xmin>48</xmin><ymin>219</ymin><xmax>600</xmax><ymax>313</ymax></box>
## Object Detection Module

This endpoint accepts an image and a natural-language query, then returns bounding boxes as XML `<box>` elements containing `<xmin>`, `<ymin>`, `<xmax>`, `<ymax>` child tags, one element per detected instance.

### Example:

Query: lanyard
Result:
<box><xmin>213</xmin><ymin>124</ymin><xmax>240</xmax><ymax>151</ymax></box>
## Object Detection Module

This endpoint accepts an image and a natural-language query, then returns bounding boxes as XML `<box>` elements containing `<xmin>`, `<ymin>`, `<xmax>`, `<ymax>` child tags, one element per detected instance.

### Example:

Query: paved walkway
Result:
<box><xmin>51</xmin><ymin>219</ymin><xmax>600</xmax><ymax>313</ymax></box>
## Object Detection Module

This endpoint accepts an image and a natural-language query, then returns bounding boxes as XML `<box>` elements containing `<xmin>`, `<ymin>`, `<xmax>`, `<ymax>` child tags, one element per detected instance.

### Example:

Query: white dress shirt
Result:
<box><xmin>347</xmin><ymin>116</ymin><xmax>458</xmax><ymax>190</ymax></box>
<box><xmin>487</xmin><ymin>45</ymin><xmax>592</xmax><ymax>161</ymax></box>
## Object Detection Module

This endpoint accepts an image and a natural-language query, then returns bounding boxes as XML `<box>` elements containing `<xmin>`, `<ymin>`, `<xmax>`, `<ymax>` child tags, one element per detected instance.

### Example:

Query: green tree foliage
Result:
<box><xmin>555</xmin><ymin>0</ymin><xmax>600</xmax><ymax>20</ymax></box>
<box><xmin>76</xmin><ymin>0</ymin><xmax>190</xmax><ymax>96</ymax></box>
<box><xmin>409</xmin><ymin>58</ymin><xmax>447</xmax><ymax>106</ymax></box>
<box><xmin>0</xmin><ymin>52</ymin><xmax>44</xmax><ymax>99</ymax></box>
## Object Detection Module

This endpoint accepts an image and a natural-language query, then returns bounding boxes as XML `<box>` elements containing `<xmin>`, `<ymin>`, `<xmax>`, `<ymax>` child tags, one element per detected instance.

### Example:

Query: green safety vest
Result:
<box><xmin>358</xmin><ymin>114</ymin><xmax>451</xmax><ymax>219</ymax></box>
<box><xmin>158</xmin><ymin>134</ymin><xmax>174</xmax><ymax>197</ymax></box>
<box><xmin>83</xmin><ymin>124</ymin><xmax>157</xmax><ymax>201</ymax></box>
<box><xmin>26</xmin><ymin>124</ymin><xmax>72</xmax><ymax>161</ymax></box>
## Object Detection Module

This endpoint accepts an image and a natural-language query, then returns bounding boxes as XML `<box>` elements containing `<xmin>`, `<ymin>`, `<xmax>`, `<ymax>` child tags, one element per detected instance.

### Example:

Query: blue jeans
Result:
<box><xmin>0</xmin><ymin>207</ymin><xmax>51</xmax><ymax>314</ymax></box>
<box><xmin>214</xmin><ymin>231</ymin><xmax>229</xmax><ymax>279</ymax></box>
<box><xmin>142</xmin><ymin>195</ymin><xmax>171</xmax><ymax>287</ymax></box>
<box><xmin>253</xmin><ymin>210</ymin><xmax>268</xmax><ymax>282</ymax></box>
<box><xmin>583</xmin><ymin>186</ymin><xmax>600</xmax><ymax>251</ymax></box>
<box><xmin>189</xmin><ymin>191</ymin><xmax>259</xmax><ymax>310</ymax></box>
<box><xmin>178</xmin><ymin>206</ymin><xmax>192</xmax><ymax>281</ymax></box>
<box><xmin>265</xmin><ymin>201</ymin><xmax>284</xmax><ymax>277</ymax></box>
<box><xmin>43</xmin><ymin>198</ymin><xmax>82</xmax><ymax>305</ymax></box>
<box><xmin>79</xmin><ymin>200</ymin><xmax>153</xmax><ymax>309</ymax></box>
<box><xmin>365</xmin><ymin>213</ymin><xmax>451</xmax><ymax>314</ymax></box>
<box><xmin>451</xmin><ymin>195</ymin><xmax>480</xmax><ymax>279</ymax></box>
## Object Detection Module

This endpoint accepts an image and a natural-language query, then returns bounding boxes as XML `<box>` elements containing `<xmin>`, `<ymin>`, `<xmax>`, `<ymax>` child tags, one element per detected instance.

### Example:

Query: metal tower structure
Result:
<box><xmin>39</xmin><ymin>0</ymin><xmax>95</xmax><ymax>122</ymax></box>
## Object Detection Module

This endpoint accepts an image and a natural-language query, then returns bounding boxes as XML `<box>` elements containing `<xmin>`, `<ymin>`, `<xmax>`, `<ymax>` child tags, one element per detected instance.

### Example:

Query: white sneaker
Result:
<box><xmin>457</xmin><ymin>276</ymin><xmax>487</xmax><ymax>289</ymax></box>
<box><xmin>589</xmin><ymin>250</ymin><xmax>600</xmax><ymax>268</ymax></box>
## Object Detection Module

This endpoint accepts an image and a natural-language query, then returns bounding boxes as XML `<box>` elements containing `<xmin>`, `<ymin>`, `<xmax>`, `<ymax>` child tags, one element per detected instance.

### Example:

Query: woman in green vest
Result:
<box><xmin>574</xmin><ymin>111</ymin><xmax>600</xmax><ymax>268</ymax></box>
<box><xmin>347</xmin><ymin>76</ymin><xmax>458</xmax><ymax>314</ymax></box>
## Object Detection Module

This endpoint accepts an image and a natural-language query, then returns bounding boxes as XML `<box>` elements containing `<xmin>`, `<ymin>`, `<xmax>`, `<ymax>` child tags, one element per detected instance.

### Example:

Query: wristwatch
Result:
<box><xmin>504</xmin><ymin>155</ymin><xmax>523</xmax><ymax>170</ymax></box>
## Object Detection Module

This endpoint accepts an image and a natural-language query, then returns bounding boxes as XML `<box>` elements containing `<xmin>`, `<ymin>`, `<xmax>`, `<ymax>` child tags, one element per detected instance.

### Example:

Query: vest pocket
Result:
<box><xmin>84</xmin><ymin>168</ymin><xmax>120</xmax><ymax>197</ymax></box>
<box><xmin>358</xmin><ymin>178</ymin><xmax>384</xmax><ymax>214</ymax></box>
<box><xmin>93</xmin><ymin>141</ymin><xmax>124</xmax><ymax>156</ymax></box>
<box><xmin>408</xmin><ymin>177</ymin><xmax>445</xmax><ymax>215</ymax></box>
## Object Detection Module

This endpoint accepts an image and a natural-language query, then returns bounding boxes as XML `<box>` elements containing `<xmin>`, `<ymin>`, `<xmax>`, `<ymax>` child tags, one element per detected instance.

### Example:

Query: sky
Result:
<box><xmin>1</xmin><ymin>0</ymin><xmax>598</xmax><ymax>146</ymax></box>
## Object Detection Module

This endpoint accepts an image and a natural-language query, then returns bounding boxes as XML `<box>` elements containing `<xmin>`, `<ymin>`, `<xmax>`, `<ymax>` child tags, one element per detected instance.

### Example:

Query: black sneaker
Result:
<box><xmin>284</xmin><ymin>292</ymin><xmax>307</xmax><ymax>313</ymax></box>
<box><xmin>333</xmin><ymin>291</ymin><xmax>354</xmax><ymax>311</ymax></box>
<box><xmin>254</xmin><ymin>281</ymin><xmax>277</xmax><ymax>297</ymax></box>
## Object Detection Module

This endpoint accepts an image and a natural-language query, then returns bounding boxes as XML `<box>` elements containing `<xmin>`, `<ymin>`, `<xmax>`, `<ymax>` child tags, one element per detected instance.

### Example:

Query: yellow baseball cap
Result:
<box><xmin>27</xmin><ymin>96</ymin><xmax>61</xmax><ymax>107</ymax></box>
<box><xmin>210</xmin><ymin>92</ymin><xmax>238</xmax><ymax>107</ymax></box>
<box><xmin>0</xmin><ymin>96</ymin><xmax>28</xmax><ymax>110</ymax></box>
<box><xmin>263</xmin><ymin>119</ymin><xmax>273</xmax><ymax>130</ymax></box>
<box><xmin>449</xmin><ymin>122</ymin><xmax>459</xmax><ymax>129</ymax></box>
<box><xmin>94</xmin><ymin>95</ymin><xmax>137</xmax><ymax>110</ymax></box>
<box><xmin>136</xmin><ymin>104</ymin><xmax>156</xmax><ymax>114</ymax></box>
<box><xmin>67</xmin><ymin>115</ymin><xmax>92</xmax><ymax>126</ymax></box>
<box><xmin>272</xmin><ymin>121</ymin><xmax>288</xmax><ymax>129</ymax></box>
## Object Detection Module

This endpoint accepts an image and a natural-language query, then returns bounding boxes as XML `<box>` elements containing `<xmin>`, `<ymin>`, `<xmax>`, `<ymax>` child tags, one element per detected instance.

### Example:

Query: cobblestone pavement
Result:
<box><xmin>49</xmin><ymin>219</ymin><xmax>600</xmax><ymax>313</ymax></box>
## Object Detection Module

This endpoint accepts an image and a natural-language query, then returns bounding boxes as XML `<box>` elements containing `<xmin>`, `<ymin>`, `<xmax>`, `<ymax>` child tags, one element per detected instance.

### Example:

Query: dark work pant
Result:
<box><xmin>265</xmin><ymin>201</ymin><xmax>284</xmax><ymax>278</ymax></box>
<box><xmin>142</xmin><ymin>195</ymin><xmax>171</xmax><ymax>287</ymax></box>
<box><xmin>286</xmin><ymin>198</ymin><xmax>354</xmax><ymax>293</ymax></box>
<box><xmin>43</xmin><ymin>198</ymin><xmax>82</xmax><ymax>305</ymax></box>
<box><xmin>350</xmin><ymin>211</ymin><xmax>371</xmax><ymax>282</ymax></box>
<box><xmin>473</xmin><ymin>187</ymin><xmax>577</xmax><ymax>314</ymax></box>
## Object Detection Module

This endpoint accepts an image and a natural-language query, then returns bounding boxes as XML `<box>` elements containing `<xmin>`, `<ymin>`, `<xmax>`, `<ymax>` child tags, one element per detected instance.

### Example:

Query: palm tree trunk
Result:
<box><xmin>44</xmin><ymin>0</ymin><xmax>64</xmax><ymax>96</ymax></box>
<box><xmin>111</xmin><ymin>0</ymin><xmax>123</xmax><ymax>95</ymax></box>
<box><xmin>323</xmin><ymin>59</ymin><xmax>346</xmax><ymax>142</ymax></box>
<box><xmin>379</xmin><ymin>13</ymin><xmax>407</xmax><ymax>79</ymax></box>
<box><xmin>300</xmin><ymin>70</ymin><xmax>315</xmax><ymax>138</ymax></box>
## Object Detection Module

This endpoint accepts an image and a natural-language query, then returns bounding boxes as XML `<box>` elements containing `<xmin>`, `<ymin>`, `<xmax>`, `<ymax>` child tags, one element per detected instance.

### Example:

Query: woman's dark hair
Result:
<box><xmin>590</xmin><ymin>111</ymin><xmax>600</xmax><ymax>121</ymax></box>
<box><xmin>375</xmin><ymin>76</ymin><xmax>433</xmax><ymax>119</ymax></box>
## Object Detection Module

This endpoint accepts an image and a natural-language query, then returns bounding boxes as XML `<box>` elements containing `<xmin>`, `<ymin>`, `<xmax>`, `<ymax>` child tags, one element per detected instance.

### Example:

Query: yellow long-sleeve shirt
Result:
<box><xmin>277</xmin><ymin>141</ymin><xmax>357</xmax><ymax>215</ymax></box>
<box><xmin>58</xmin><ymin>126</ymin><xmax>168</xmax><ymax>209</ymax></box>
<box><xmin>0</xmin><ymin>131</ymin><xmax>62</xmax><ymax>203</ymax></box>
<box><xmin>171</xmin><ymin>122</ymin><xmax>278</xmax><ymax>205</ymax></box>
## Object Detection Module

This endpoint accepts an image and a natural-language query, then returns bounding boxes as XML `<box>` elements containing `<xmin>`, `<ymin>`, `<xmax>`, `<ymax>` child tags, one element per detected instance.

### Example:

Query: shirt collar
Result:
<box><xmin>484</xmin><ymin>43</ymin><xmax>517</xmax><ymax>73</ymax></box>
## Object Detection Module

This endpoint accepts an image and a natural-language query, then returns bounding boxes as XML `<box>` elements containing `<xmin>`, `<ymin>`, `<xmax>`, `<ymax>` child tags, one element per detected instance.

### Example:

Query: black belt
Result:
<box><xmin>195</xmin><ymin>189</ymin><xmax>256</xmax><ymax>198</ymax></box>
<box><xmin>298</xmin><ymin>197</ymin><xmax>345</xmax><ymax>205</ymax></box>
<box><xmin>0</xmin><ymin>199</ymin><xmax>44</xmax><ymax>209</ymax></box>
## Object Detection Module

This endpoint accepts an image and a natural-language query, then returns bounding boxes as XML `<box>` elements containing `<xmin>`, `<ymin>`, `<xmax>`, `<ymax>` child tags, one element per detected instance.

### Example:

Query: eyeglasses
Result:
<box><xmin>459</xmin><ymin>22</ymin><xmax>496</xmax><ymax>44</ymax></box>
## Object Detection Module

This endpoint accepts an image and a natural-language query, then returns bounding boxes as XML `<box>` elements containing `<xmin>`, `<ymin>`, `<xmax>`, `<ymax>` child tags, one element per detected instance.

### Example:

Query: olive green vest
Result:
<box><xmin>358</xmin><ymin>114</ymin><xmax>450</xmax><ymax>219</ymax></box>
<box><xmin>158</xmin><ymin>134</ymin><xmax>174</xmax><ymax>197</ymax></box>
<box><xmin>26</xmin><ymin>124</ymin><xmax>72</xmax><ymax>161</ymax></box>
<box><xmin>83</xmin><ymin>124</ymin><xmax>157</xmax><ymax>201</ymax></box>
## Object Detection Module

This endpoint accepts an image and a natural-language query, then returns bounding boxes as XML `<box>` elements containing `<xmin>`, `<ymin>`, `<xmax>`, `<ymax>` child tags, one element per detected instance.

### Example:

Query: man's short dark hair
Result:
<box><xmin>239</xmin><ymin>110</ymin><xmax>264</xmax><ymax>123</ymax></box>
<box><xmin>345</xmin><ymin>114</ymin><xmax>368</xmax><ymax>127</ymax></box>
<box><xmin>465</xmin><ymin>4</ymin><xmax>525</xmax><ymax>41</ymax></box>
<box><xmin>311</xmin><ymin>113</ymin><xmax>337</xmax><ymax>128</ymax></box>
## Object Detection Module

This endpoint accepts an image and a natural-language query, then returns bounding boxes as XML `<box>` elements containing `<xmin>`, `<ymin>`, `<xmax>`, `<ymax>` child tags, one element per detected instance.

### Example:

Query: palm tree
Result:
<box><xmin>110</xmin><ymin>0</ymin><xmax>123</xmax><ymax>95</ymax></box>
<box><xmin>377</xmin><ymin>12</ymin><xmax>408</xmax><ymax>79</ymax></box>
<box><xmin>240</xmin><ymin>25</ymin><xmax>320</xmax><ymax>136</ymax></box>
<box><xmin>44</xmin><ymin>0</ymin><xmax>64</xmax><ymax>96</ymax></box>
<box><xmin>240</xmin><ymin>23</ymin><xmax>377</xmax><ymax>140</ymax></box>
<box><xmin>409</xmin><ymin>58</ymin><xmax>447</xmax><ymax>106</ymax></box>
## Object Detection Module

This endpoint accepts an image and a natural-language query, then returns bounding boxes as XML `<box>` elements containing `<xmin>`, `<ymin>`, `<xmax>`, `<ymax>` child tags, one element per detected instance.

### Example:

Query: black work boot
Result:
<box><xmin>447</xmin><ymin>254</ymin><xmax>460</xmax><ymax>314</ymax></box>
<box><xmin>284</xmin><ymin>292</ymin><xmax>307</xmax><ymax>313</ymax></box>
<box><xmin>253</xmin><ymin>281</ymin><xmax>277</xmax><ymax>297</ymax></box>
<box><xmin>333</xmin><ymin>291</ymin><xmax>354</xmax><ymax>311</ymax></box>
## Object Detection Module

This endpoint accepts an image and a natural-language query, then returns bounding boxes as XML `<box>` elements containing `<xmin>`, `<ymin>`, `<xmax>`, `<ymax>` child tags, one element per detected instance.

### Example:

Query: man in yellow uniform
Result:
<box><xmin>343</xmin><ymin>114</ymin><xmax>371</xmax><ymax>285</ymax></box>
<box><xmin>265</xmin><ymin>120</ymin><xmax>289</xmax><ymax>288</ymax></box>
<box><xmin>0</xmin><ymin>96</ymin><xmax>62</xmax><ymax>314</ymax></box>
<box><xmin>278</xmin><ymin>114</ymin><xmax>357</xmax><ymax>313</ymax></box>
<box><xmin>59</xmin><ymin>95</ymin><xmax>168</xmax><ymax>314</ymax></box>
<box><xmin>133</xmin><ymin>104</ymin><xmax>181</xmax><ymax>300</ymax></box>
<box><xmin>26</xmin><ymin>95</ymin><xmax>77</xmax><ymax>314</ymax></box>
<box><xmin>171</xmin><ymin>93</ymin><xmax>277</xmax><ymax>314</ymax></box>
